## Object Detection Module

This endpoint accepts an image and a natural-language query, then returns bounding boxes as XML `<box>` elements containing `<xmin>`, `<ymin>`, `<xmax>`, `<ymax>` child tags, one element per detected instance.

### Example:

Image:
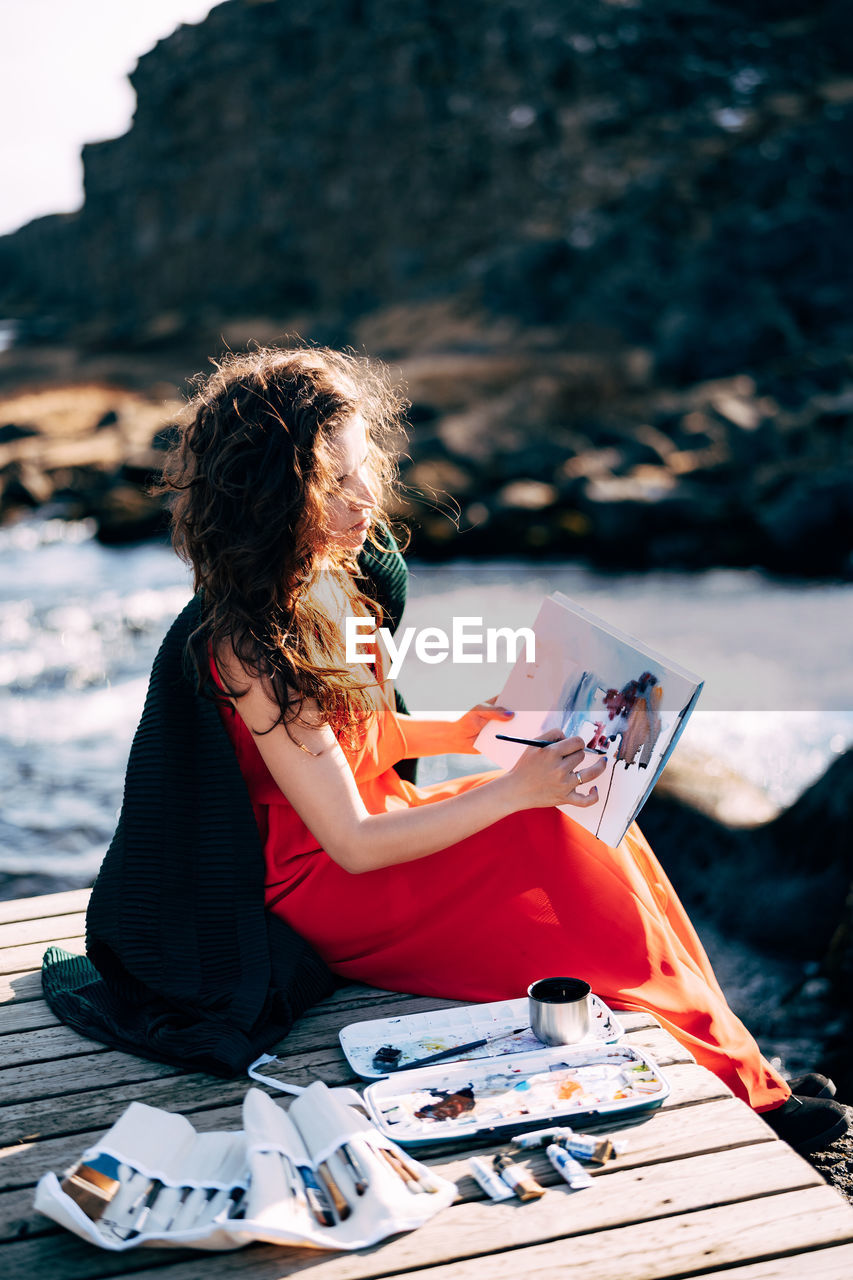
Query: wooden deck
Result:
<box><xmin>2</xmin><ymin>889</ymin><xmax>853</xmax><ymax>1280</ymax></box>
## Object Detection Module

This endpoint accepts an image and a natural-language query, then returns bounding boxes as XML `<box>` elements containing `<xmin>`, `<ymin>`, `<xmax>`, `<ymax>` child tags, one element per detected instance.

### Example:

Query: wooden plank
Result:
<box><xmin>0</xmin><ymin>938</ymin><xmax>658</xmax><ymax>1040</ymax></box>
<box><xmin>0</xmin><ymin>1185</ymin><xmax>52</xmax><ymax>1246</ymax></box>
<box><xmin>3</xmin><ymin>1056</ymin><xmax>729</xmax><ymax>1201</ymax></box>
<box><xmin>6</xmin><ymin>1139</ymin><xmax>817</xmax><ymax>1260</ymax></box>
<box><xmin>0</xmin><ymin>998</ymin><xmax>650</xmax><ymax>1043</ymax></box>
<box><xmin>0</xmin><ymin>938</ymin><xmax>85</xmax><ymax>977</ymax></box>
<box><xmin>0</xmin><ymin>1041</ymin><xmax>343</xmax><ymax>1112</ymax></box>
<box><xmin>286</xmin><ymin>987</ymin><xmax>653</xmax><ymax>1030</ymax></box>
<box><xmin>369</xmin><ymin>1189</ymin><xmax>853</xmax><ymax>1280</ymax></box>
<box><xmin>0</xmin><ymin>1093</ymin><xmax>775</xmax><ymax>1246</ymax></box>
<box><xmin>293</xmin><ymin>987</ymin><xmax>654</xmax><ymax>1030</ymax></box>
<box><xmin>0</xmin><ymin>1052</ymin><xmax>726</xmax><ymax>1194</ymax></box>
<box><xmin>622</xmin><ymin>1021</ymin><xmax>694</xmax><ymax>1064</ymax></box>
<box><xmin>438</xmin><ymin>1096</ymin><xmax>780</xmax><ymax>1190</ymax></box>
<box><xmin>0</xmin><ymin>999</ymin><xmax>665</xmax><ymax>1077</ymax></box>
<box><xmin>0</xmin><ymin>913</ymin><xmax>87</xmax><ymax>951</ymax></box>
<box><xmin>0</xmin><ymin>995</ymin><xmax>670</xmax><ymax>1090</ymax></box>
<box><xmin>0</xmin><ymin>890</ymin><xmax>90</xmax><ymax>927</ymax></box>
<box><xmin>0</xmin><ymin>999</ymin><xmax>61</xmax><ymax>1035</ymax></box>
<box><xmin>304</xmin><ymin>983</ymin><xmax>456</xmax><ymax>1013</ymax></box>
<box><xmin>0</xmin><ymin>973</ymin><xmax>459</xmax><ymax>1014</ymax></box>
<box><xmin>0</xmin><ymin>972</ymin><xmax>45</xmax><ymax>1004</ymax></box>
<box><xmin>0</xmin><ymin>1044</ymin><xmax>189</xmax><ymax>1111</ymax></box>
<box><xmin>0</xmin><ymin>1024</ymin><xmax>108</xmax><ymax>1066</ymax></box>
<box><xmin>0</xmin><ymin>972</ymin><xmax>469</xmax><ymax>1008</ymax></box>
<box><xmin>1</xmin><ymin>1098</ymin><xmax>245</xmax><ymax>1196</ymax></box>
<box><xmin>689</xmin><ymin>1242</ymin><xmax>853</xmax><ymax>1279</ymax></box>
<box><xmin>0</xmin><ymin>941</ymin><xmax>655</xmax><ymax>1034</ymax></box>
<box><xmin>0</xmin><ymin>1022</ymin><xmax>693</xmax><ymax>1127</ymax></box>
<box><xmin>0</xmin><ymin>1024</ymin><xmax>700</xmax><ymax>1155</ymax></box>
<box><xmin>0</xmin><ymin>1074</ymin><xmax>243</xmax><ymax>1164</ymax></box>
<box><xmin>0</xmin><ymin>1061</ymin><xmax>730</xmax><ymax>1203</ymax></box>
<box><xmin>6</xmin><ymin>1158</ymin><xmax>845</xmax><ymax>1280</ymax></box>
<box><xmin>0</xmin><ymin>991</ymin><xmax>509</xmax><ymax>1064</ymax></box>
<box><xmin>0</xmin><ymin>971</ymin><xmax>425</xmax><ymax>1009</ymax></box>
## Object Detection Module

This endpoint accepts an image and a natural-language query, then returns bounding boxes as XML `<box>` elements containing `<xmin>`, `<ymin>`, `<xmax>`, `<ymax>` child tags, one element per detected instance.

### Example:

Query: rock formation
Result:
<box><xmin>643</xmin><ymin>748</ymin><xmax>853</xmax><ymax>1098</ymax></box>
<box><xmin>3</xmin><ymin>0</ymin><xmax>852</xmax><ymax>367</ymax></box>
<box><xmin>0</xmin><ymin>0</ymin><xmax>850</xmax><ymax>571</ymax></box>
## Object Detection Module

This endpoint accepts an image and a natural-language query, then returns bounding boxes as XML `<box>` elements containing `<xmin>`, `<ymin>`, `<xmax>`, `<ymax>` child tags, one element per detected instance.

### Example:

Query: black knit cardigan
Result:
<box><xmin>42</xmin><ymin>534</ymin><xmax>411</xmax><ymax>1077</ymax></box>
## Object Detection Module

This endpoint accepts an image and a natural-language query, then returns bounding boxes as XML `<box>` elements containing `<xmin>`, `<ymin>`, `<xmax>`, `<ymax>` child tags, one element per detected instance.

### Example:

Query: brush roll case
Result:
<box><xmin>34</xmin><ymin>1082</ymin><xmax>455</xmax><ymax>1252</ymax></box>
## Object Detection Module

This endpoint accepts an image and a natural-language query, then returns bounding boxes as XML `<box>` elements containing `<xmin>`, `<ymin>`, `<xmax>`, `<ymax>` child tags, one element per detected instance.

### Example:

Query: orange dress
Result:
<box><xmin>214</xmin><ymin>662</ymin><xmax>789</xmax><ymax>1112</ymax></box>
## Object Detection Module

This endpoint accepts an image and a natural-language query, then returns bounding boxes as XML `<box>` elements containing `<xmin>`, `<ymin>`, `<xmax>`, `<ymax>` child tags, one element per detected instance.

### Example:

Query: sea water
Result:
<box><xmin>0</xmin><ymin>516</ymin><xmax>850</xmax><ymax>889</ymax></box>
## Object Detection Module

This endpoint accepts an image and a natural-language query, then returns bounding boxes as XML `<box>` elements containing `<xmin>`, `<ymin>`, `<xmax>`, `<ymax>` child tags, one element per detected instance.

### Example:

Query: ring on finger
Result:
<box><xmin>574</xmin><ymin>772</ymin><xmax>583</xmax><ymax>787</ymax></box>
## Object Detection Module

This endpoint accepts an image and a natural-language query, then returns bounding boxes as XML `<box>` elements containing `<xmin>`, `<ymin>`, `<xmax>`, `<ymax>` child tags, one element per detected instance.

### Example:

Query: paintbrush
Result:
<box><xmin>388</xmin><ymin>1026</ymin><xmax>528</xmax><ymax>1072</ymax></box>
<box><xmin>495</xmin><ymin>734</ymin><xmax>549</xmax><ymax>748</ymax></box>
<box><xmin>496</xmin><ymin>734</ymin><xmax>607</xmax><ymax>753</ymax></box>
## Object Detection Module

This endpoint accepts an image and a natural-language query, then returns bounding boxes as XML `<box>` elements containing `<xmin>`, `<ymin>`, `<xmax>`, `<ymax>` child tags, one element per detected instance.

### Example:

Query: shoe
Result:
<box><xmin>762</xmin><ymin>1094</ymin><xmax>849</xmax><ymax>1154</ymax></box>
<box><xmin>786</xmin><ymin>1072</ymin><xmax>836</xmax><ymax>1100</ymax></box>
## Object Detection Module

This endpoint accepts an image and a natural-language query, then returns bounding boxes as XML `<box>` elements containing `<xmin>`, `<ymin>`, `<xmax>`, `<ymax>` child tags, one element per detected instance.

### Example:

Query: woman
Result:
<box><xmin>57</xmin><ymin>343</ymin><xmax>845</xmax><ymax>1154</ymax></box>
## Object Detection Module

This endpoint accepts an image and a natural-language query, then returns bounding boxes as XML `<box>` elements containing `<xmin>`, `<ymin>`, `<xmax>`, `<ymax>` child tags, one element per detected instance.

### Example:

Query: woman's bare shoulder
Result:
<box><xmin>213</xmin><ymin>636</ymin><xmax>328</xmax><ymax>742</ymax></box>
<box><xmin>211</xmin><ymin>635</ymin><xmax>253</xmax><ymax>697</ymax></box>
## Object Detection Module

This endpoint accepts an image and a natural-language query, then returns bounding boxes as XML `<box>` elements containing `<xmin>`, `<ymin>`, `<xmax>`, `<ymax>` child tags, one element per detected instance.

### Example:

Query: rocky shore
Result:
<box><xmin>0</xmin><ymin>0</ymin><xmax>849</xmax><ymax>573</ymax></box>
<box><xmin>1</xmin><ymin>309</ymin><xmax>851</xmax><ymax>576</ymax></box>
<box><xmin>644</xmin><ymin>749</ymin><xmax>853</xmax><ymax>1202</ymax></box>
<box><xmin>646</xmin><ymin>747</ymin><xmax>853</xmax><ymax>1089</ymax></box>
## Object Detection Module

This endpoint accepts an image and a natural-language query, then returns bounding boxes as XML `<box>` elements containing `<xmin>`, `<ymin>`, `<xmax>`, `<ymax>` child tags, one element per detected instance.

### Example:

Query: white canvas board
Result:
<box><xmin>476</xmin><ymin>592</ymin><xmax>703</xmax><ymax>845</ymax></box>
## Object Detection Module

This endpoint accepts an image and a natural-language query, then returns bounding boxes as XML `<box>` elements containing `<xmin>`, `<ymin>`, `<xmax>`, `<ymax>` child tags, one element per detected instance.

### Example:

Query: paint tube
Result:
<box><xmin>515</xmin><ymin>1125</ymin><xmax>628</xmax><ymax>1161</ymax></box>
<box><xmin>546</xmin><ymin>1145</ymin><xmax>594</xmax><ymax>1190</ymax></box>
<box><xmin>467</xmin><ymin>1156</ymin><xmax>515</xmax><ymax>1201</ymax></box>
<box><xmin>60</xmin><ymin>1157</ymin><xmax>122</xmax><ymax>1222</ymax></box>
<box><xmin>551</xmin><ymin>1133</ymin><xmax>616</xmax><ymax>1164</ymax></box>
<box><xmin>514</xmin><ymin>1126</ymin><xmax>576</xmax><ymax>1150</ymax></box>
<box><xmin>493</xmin><ymin>1153</ymin><xmax>545</xmax><ymax>1201</ymax></box>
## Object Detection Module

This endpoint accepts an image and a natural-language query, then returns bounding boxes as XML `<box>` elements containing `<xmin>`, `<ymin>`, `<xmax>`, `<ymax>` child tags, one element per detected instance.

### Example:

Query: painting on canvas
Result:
<box><xmin>476</xmin><ymin>592</ymin><xmax>703</xmax><ymax>845</ymax></box>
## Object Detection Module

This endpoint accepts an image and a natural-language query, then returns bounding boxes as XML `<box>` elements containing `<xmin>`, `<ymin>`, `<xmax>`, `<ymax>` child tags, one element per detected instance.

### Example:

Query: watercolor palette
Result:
<box><xmin>361</xmin><ymin>1043</ymin><xmax>670</xmax><ymax>1147</ymax></box>
<box><xmin>339</xmin><ymin>996</ymin><xmax>625</xmax><ymax>1082</ymax></box>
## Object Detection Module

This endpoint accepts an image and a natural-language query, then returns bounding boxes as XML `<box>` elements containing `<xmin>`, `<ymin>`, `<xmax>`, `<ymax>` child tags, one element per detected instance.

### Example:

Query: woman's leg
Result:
<box><xmin>272</xmin><ymin>797</ymin><xmax>790</xmax><ymax>1111</ymax></box>
<box><xmin>597</xmin><ymin>821</ymin><xmax>791</xmax><ymax>1109</ymax></box>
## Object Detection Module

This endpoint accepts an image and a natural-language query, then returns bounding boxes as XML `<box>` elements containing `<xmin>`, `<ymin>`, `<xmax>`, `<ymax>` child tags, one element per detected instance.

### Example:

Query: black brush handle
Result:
<box><xmin>389</xmin><ymin>1027</ymin><xmax>528</xmax><ymax>1073</ymax></box>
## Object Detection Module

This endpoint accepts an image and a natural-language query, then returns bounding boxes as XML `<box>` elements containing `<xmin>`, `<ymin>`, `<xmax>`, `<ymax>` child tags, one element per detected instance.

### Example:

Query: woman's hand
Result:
<box><xmin>505</xmin><ymin>730</ymin><xmax>608</xmax><ymax>809</ymax></box>
<box><xmin>449</xmin><ymin>695</ymin><xmax>515</xmax><ymax>754</ymax></box>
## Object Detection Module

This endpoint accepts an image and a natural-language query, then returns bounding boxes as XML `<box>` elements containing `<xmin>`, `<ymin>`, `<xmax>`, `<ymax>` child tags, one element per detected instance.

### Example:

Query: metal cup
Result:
<box><xmin>527</xmin><ymin>976</ymin><xmax>592</xmax><ymax>1046</ymax></box>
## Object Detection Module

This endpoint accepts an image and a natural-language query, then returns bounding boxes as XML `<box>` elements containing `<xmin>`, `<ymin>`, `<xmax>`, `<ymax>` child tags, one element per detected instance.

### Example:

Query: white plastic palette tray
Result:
<box><xmin>339</xmin><ymin>995</ymin><xmax>625</xmax><ymax>1081</ymax></box>
<box><xmin>361</xmin><ymin>1043</ymin><xmax>670</xmax><ymax>1147</ymax></box>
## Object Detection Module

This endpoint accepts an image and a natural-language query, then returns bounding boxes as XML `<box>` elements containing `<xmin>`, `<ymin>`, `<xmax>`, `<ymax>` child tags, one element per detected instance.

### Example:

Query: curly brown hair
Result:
<box><xmin>157</xmin><ymin>343</ymin><xmax>408</xmax><ymax>741</ymax></box>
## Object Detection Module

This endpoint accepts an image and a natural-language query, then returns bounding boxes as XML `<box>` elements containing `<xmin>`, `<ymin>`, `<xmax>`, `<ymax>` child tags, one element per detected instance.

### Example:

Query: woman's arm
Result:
<box><xmin>395</xmin><ymin>697</ymin><xmax>514</xmax><ymax>758</ymax></box>
<box><xmin>393</xmin><ymin>714</ymin><xmax>462</xmax><ymax>758</ymax></box>
<box><xmin>220</xmin><ymin>656</ymin><xmax>606</xmax><ymax>875</ymax></box>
